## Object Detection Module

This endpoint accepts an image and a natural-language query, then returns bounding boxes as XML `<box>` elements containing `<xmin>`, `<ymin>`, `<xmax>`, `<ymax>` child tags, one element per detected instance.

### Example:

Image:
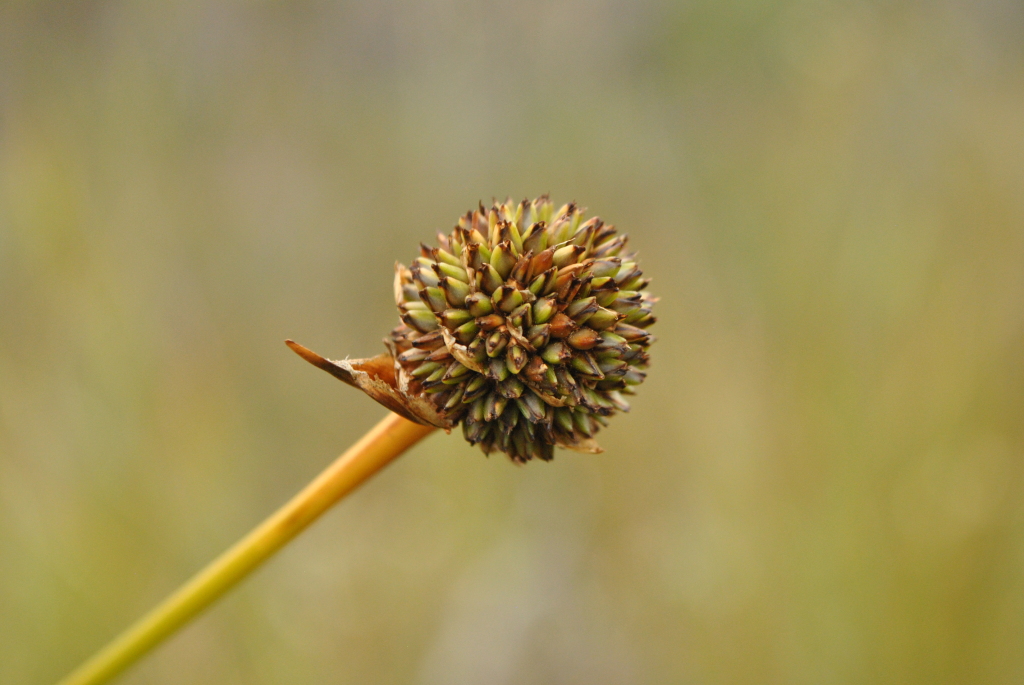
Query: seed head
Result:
<box><xmin>389</xmin><ymin>196</ymin><xmax>656</xmax><ymax>463</ymax></box>
<box><xmin>288</xmin><ymin>197</ymin><xmax>655</xmax><ymax>463</ymax></box>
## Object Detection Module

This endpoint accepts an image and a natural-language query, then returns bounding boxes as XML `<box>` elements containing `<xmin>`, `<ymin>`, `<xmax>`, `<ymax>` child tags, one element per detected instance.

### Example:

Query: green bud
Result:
<box><xmin>609</xmin><ymin>291</ymin><xmax>642</xmax><ymax>312</ymax></box>
<box><xmin>614</xmin><ymin>262</ymin><xmax>640</xmax><ymax>285</ymax></box>
<box><xmin>435</xmin><ymin>261</ymin><xmax>469</xmax><ymax>282</ymax></box>
<box><xmin>599</xmin><ymin>330</ymin><xmax>627</xmax><ymax>346</ymax></box>
<box><xmin>443</xmin><ymin>361</ymin><xmax>472</xmax><ymax>382</ymax></box>
<box><xmin>424</xmin><ymin>365</ymin><xmax>447</xmax><ymax>384</ymax></box>
<box><xmin>413</xmin><ymin>265</ymin><xmax>440</xmax><ymax>287</ymax></box>
<box><xmin>570</xmin><ymin>352</ymin><xmax>604</xmax><ymax>379</ymax></box>
<box><xmin>506</xmin><ymin>345</ymin><xmax>529</xmax><ymax>375</ymax></box>
<box><xmin>555</xmin><ymin>366</ymin><xmax>582</xmax><ymax>402</ymax></box>
<box><xmin>554</xmin><ymin>407</ymin><xmax>575</xmax><ymax>433</ymax></box>
<box><xmin>572</xmin><ymin>409</ymin><xmax>594</xmax><ymax>436</ymax></box>
<box><xmin>586</xmin><ymin>307</ymin><xmax>620</xmax><ymax>331</ymax></box>
<box><xmin>527</xmin><ymin>270</ymin><xmax>549</xmax><ymax>296</ymax></box>
<box><xmin>565</xmin><ymin>296</ymin><xmax>597</xmax><ymax>320</ymax></box>
<box><xmin>523</xmin><ymin>222</ymin><xmax>549</xmax><ymax>253</ymax></box>
<box><xmin>444</xmin><ymin>385</ymin><xmax>466</xmax><ymax>410</ymax></box>
<box><xmin>440</xmin><ymin>277</ymin><xmax>471</xmax><ymax>306</ymax></box>
<box><xmin>462</xmin><ymin>374</ymin><xmax>490</xmax><ymax>402</ymax></box>
<box><xmin>516</xmin><ymin>391</ymin><xmax>547</xmax><ymax>423</ymax></box>
<box><xmin>400</xmin><ymin>283</ymin><xmax>420</xmax><ymax>302</ymax></box>
<box><xmin>466</xmin><ymin>292</ymin><xmax>494</xmax><ymax>317</ymax></box>
<box><xmin>616</xmin><ymin>323</ymin><xmax>651</xmax><ymax>343</ymax></box>
<box><xmin>489</xmin><ymin>241</ymin><xmax>516</xmax><ymax>279</ymax></box>
<box><xmin>485</xmin><ymin>330</ymin><xmax>508</xmax><ymax>358</ymax></box>
<box><xmin>598</xmin><ymin>358</ymin><xmax>628</xmax><ymax>375</ymax></box>
<box><xmin>480</xmin><ymin>263</ymin><xmax>504</xmax><ymax>293</ymax></box>
<box><xmin>476</xmin><ymin>243</ymin><xmax>492</xmax><ymax>263</ymax></box>
<box><xmin>507</xmin><ymin>302</ymin><xmax>531</xmax><ymax>328</ymax></box>
<box><xmin>528</xmin><ymin>268</ymin><xmax>552</xmax><ymax>294</ymax></box>
<box><xmin>572</xmin><ymin>218</ymin><xmax>598</xmax><ymax>245</ymax></box>
<box><xmin>488</xmin><ymin>357</ymin><xmax>510</xmax><ymax>382</ymax></box>
<box><xmin>487</xmin><ymin>208</ymin><xmax>499</xmax><ymax>238</ymax></box>
<box><xmin>527</xmin><ymin>324</ymin><xmax>551</xmax><ymax>349</ymax></box>
<box><xmin>590</xmin><ymin>259</ymin><xmax>621</xmax><ymax>278</ymax></box>
<box><xmin>402</xmin><ymin>309</ymin><xmax>439</xmax><ymax>332</ymax></box>
<box><xmin>594</xmin><ymin>286</ymin><xmax>620</xmax><ymax>308</ymax></box>
<box><xmin>454</xmin><ymin>320</ymin><xmax>479</xmax><ymax>344</ymax></box>
<box><xmin>468</xmin><ymin>396</ymin><xmax>487</xmax><ymax>422</ymax></box>
<box><xmin>553</xmin><ymin>244</ymin><xmax>585</xmax><ymax>268</ymax></box>
<box><xmin>441</xmin><ymin>309</ymin><xmax>474</xmax><ymax>329</ymax></box>
<box><xmin>627</xmin><ymin>310</ymin><xmax>655</xmax><ymax>327</ymax></box>
<box><xmin>420</xmin><ymin>287</ymin><xmax>448</xmax><ymax>312</ymax></box>
<box><xmin>484</xmin><ymin>392</ymin><xmax>508</xmax><ymax>422</ymax></box>
<box><xmin>467</xmin><ymin>337</ymin><xmax>487</xmax><ymax>364</ymax></box>
<box><xmin>582</xmin><ymin>386</ymin><xmax>615</xmax><ymax>415</ymax></box>
<box><xmin>532</xmin><ymin>296</ymin><xmax>558</xmax><ymax>324</ymax></box>
<box><xmin>497</xmin><ymin>375</ymin><xmax>525</xmax><ymax>399</ymax></box>
<box><xmin>495</xmin><ymin>285</ymin><xmax>525</xmax><ymax>313</ymax></box>
<box><xmin>411</xmin><ymin>361</ymin><xmax>442</xmax><ymax>378</ymax></box>
<box><xmin>541</xmin><ymin>342</ymin><xmax>572</xmax><ymax>365</ymax></box>
<box><xmin>620</xmin><ymin>274</ymin><xmax>647</xmax><ymax>291</ymax></box>
<box><xmin>432</xmin><ymin>247</ymin><xmax>462</xmax><ymax>267</ymax></box>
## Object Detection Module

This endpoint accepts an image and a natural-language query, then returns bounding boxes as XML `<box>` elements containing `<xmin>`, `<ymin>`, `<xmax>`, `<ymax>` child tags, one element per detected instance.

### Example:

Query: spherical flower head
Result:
<box><xmin>389</xmin><ymin>196</ymin><xmax>655</xmax><ymax>463</ymax></box>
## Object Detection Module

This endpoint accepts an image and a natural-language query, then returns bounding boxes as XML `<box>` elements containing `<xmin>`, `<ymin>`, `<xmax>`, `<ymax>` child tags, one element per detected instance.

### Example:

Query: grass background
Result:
<box><xmin>1</xmin><ymin>1</ymin><xmax>1023</xmax><ymax>683</ymax></box>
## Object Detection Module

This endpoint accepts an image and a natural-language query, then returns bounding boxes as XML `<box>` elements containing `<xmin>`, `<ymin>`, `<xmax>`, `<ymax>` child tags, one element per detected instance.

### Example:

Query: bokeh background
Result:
<box><xmin>2</xmin><ymin>1</ymin><xmax>1023</xmax><ymax>683</ymax></box>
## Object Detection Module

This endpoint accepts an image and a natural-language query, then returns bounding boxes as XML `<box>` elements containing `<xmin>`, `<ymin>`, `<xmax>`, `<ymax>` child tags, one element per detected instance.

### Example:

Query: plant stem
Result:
<box><xmin>58</xmin><ymin>412</ymin><xmax>436</xmax><ymax>685</ymax></box>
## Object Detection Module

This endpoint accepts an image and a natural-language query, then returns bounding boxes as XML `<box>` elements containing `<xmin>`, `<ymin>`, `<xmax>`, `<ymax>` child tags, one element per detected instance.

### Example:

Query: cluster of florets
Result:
<box><xmin>390</xmin><ymin>197</ymin><xmax>655</xmax><ymax>463</ymax></box>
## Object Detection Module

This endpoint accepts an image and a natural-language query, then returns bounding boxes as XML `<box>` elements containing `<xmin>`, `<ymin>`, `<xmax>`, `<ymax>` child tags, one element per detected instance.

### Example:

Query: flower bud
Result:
<box><xmin>506</xmin><ymin>345</ymin><xmax>529</xmax><ymax>375</ymax></box>
<box><xmin>441</xmin><ymin>309</ymin><xmax>474</xmax><ymax>329</ymax></box>
<box><xmin>420</xmin><ymin>287</ymin><xmax>448</xmax><ymax>313</ymax></box>
<box><xmin>532</xmin><ymin>296</ymin><xmax>558</xmax><ymax>324</ymax></box>
<box><xmin>489</xmin><ymin>241</ymin><xmax>516</xmax><ymax>280</ymax></box>
<box><xmin>465</xmin><ymin>292</ymin><xmax>494</xmax><ymax>317</ymax></box>
<box><xmin>440</xmin><ymin>277</ymin><xmax>470</xmax><ymax>306</ymax></box>
<box><xmin>541</xmin><ymin>342</ymin><xmax>572</xmax><ymax>365</ymax></box>
<box><xmin>553</xmin><ymin>244</ymin><xmax>586</xmax><ymax>268</ymax></box>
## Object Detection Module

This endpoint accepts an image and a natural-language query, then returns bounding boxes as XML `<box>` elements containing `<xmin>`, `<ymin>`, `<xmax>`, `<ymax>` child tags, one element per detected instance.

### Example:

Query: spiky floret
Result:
<box><xmin>390</xmin><ymin>196</ymin><xmax>656</xmax><ymax>463</ymax></box>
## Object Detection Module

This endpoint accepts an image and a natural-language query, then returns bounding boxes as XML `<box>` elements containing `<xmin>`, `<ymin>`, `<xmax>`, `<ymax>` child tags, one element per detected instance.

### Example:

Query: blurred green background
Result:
<box><xmin>2</xmin><ymin>1</ymin><xmax>1023</xmax><ymax>683</ymax></box>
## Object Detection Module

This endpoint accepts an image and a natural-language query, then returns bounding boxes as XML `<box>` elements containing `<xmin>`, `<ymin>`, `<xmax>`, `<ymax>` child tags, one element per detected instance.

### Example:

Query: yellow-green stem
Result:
<box><xmin>58</xmin><ymin>412</ymin><xmax>436</xmax><ymax>685</ymax></box>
